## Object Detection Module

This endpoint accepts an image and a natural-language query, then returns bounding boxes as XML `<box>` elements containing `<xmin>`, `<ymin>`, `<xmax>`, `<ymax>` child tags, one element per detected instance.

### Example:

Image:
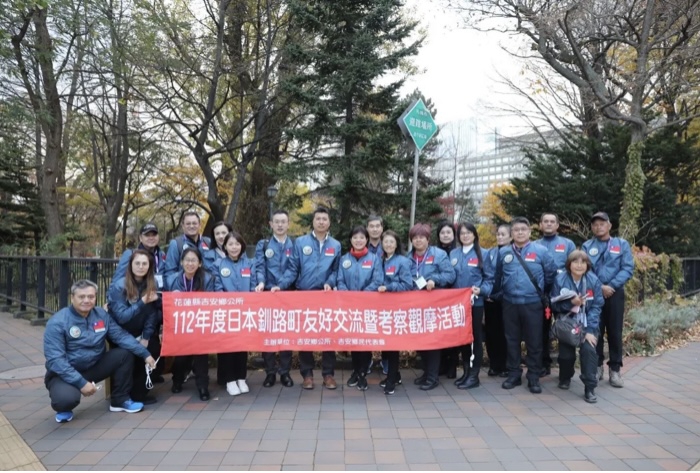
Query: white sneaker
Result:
<box><xmin>226</xmin><ymin>381</ymin><xmax>241</xmax><ymax>396</ymax></box>
<box><xmin>237</xmin><ymin>379</ymin><xmax>249</xmax><ymax>394</ymax></box>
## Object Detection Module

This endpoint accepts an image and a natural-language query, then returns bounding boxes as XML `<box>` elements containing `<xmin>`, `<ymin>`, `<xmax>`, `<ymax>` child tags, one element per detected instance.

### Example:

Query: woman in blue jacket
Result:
<box><xmin>337</xmin><ymin>226</ymin><xmax>383</xmax><ymax>391</ymax></box>
<box><xmin>203</xmin><ymin>221</ymin><xmax>232</xmax><ymax>272</ymax></box>
<box><xmin>550</xmin><ymin>250</ymin><xmax>604</xmax><ymax>403</ymax></box>
<box><xmin>376</xmin><ymin>230</ymin><xmax>413</xmax><ymax>395</ymax></box>
<box><xmin>166</xmin><ymin>248</ymin><xmax>215</xmax><ymax>401</ymax></box>
<box><xmin>408</xmin><ymin>223</ymin><xmax>456</xmax><ymax>390</ymax></box>
<box><xmin>449</xmin><ymin>223</ymin><xmax>494</xmax><ymax>390</ymax></box>
<box><xmin>214</xmin><ymin>231</ymin><xmax>257</xmax><ymax>396</ymax></box>
<box><xmin>108</xmin><ymin>249</ymin><xmax>161</xmax><ymax>404</ymax></box>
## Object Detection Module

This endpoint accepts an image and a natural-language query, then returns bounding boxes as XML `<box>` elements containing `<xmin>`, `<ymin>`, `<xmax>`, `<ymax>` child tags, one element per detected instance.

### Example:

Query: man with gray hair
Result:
<box><xmin>44</xmin><ymin>280</ymin><xmax>156</xmax><ymax>423</ymax></box>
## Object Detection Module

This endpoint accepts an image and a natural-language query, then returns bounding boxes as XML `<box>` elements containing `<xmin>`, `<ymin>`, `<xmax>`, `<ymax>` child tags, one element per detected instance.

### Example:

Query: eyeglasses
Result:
<box><xmin>182</xmin><ymin>258</ymin><xmax>200</xmax><ymax>264</ymax></box>
<box><xmin>74</xmin><ymin>294</ymin><xmax>96</xmax><ymax>301</ymax></box>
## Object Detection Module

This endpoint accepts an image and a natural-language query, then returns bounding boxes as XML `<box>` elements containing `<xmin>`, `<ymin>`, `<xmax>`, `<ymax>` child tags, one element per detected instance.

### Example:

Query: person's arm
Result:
<box><xmin>106</xmin><ymin>314</ymin><xmax>151</xmax><ymax>359</ymax></box>
<box><xmin>163</xmin><ymin>239</ymin><xmax>180</xmax><ymax>280</ymax></box>
<box><xmin>253</xmin><ymin>240</ymin><xmax>266</xmax><ymax>288</ymax></box>
<box><xmin>542</xmin><ymin>250</ymin><xmax>558</xmax><ymax>288</ymax></box>
<box><xmin>44</xmin><ymin>318</ymin><xmax>88</xmax><ymax>389</ymax></box>
<box><xmin>107</xmin><ymin>281</ymin><xmax>145</xmax><ymax>326</ymax></box>
<box><xmin>431</xmin><ymin>251</ymin><xmax>456</xmax><ymax>288</ymax></box>
<box><xmin>276</xmin><ymin>242</ymin><xmax>300</xmax><ymax>290</ymax></box>
<box><xmin>610</xmin><ymin>239</ymin><xmax>635</xmax><ymax>289</ymax></box>
<box><xmin>365</xmin><ymin>258</ymin><xmax>383</xmax><ymax>292</ymax></box>
<box><xmin>479</xmin><ymin>250</ymin><xmax>495</xmax><ymax>298</ymax></box>
<box><xmin>325</xmin><ymin>245</ymin><xmax>341</xmax><ymax>289</ymax></box>
<box><xmin>549</xmin><ymin>276</ymin><xmax>574</xmax><ymax>314</ymax></box>
<box><xmin>214</xmin><ymin>267</ymin><xmax>225</xmax><ymax>292</ymax></box>
<box><xmin>585</xmin><ymin>275</ymin><xmax>604</xmax><ymax>336</ymax></box>
<box><xmin>111</xmin><ymin>251</ymin><xmax>131</xmax><ymax>286</ymax></box>
<box><xmin>336</xmin><ymin>258</ymin><xmax>348</xmax><ymax>291</ymax></box>
<box><xmin>248</xmin><ymin>258</ymin><xmax>258</xmax><ymax>292</ymax></box>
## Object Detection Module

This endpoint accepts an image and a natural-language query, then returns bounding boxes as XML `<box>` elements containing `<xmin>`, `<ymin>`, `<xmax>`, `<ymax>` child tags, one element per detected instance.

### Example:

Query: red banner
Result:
<box><xmin>161</xmin><ymin>288</ymin><xmax>473</xmax><ymax>356</ymax></box>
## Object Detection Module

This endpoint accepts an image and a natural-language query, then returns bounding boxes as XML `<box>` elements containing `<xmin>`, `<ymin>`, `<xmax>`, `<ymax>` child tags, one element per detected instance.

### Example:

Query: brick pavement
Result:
<box><xmin>1</xmin><ymin>311</ymin><xmax>700</xmax><ymax>471</ymax></box>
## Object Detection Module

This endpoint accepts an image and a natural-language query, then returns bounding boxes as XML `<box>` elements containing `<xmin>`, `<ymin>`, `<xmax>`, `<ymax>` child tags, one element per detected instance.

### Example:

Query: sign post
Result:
<box><xmin>397</xmin><ymin>99</ymin><xmax>438</xmax><ymax>238</ymax></box>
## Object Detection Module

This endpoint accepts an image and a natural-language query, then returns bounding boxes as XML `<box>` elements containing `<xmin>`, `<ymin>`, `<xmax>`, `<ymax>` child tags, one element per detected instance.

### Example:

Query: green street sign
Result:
<box><xmin>397</xmin><ymin>99</ymin><xmax>438</xmax><ymax>151</ymax></box>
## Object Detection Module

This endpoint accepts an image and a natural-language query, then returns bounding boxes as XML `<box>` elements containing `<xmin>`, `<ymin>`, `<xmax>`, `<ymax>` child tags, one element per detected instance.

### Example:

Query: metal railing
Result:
<box><xmin>0</xmin><ymin>256</ymin><xmax>118</xmax><ymax>321</ymax></box>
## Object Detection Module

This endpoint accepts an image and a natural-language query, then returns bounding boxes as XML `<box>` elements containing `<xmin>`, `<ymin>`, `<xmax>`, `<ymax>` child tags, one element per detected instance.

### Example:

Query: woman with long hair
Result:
<box><xmin>204</xmin><ymin>221</ymin><xmax>232</xmax><ymax>272</ymax></box>
<box><xmin>337</xmin><ymin>226</ymin><xmax>383</xmax><ymax>391</ymax></box>
<box><xmin>214</xmin><ymin>231</ymin><xmax>257</xmax><ymax>396</ymax></box>
<box><xmin>166</xmin><ymin>248</ymin><xmax>215</xmax><ymax>401</ymax></box>
<box><xmin>376</xmin><ymin>230</ymin><xmax>413</xmax><ymax>395</ymax></box>
<box><xmin>408</xmin><ymin>223</ymin><xmax>456</xmax><ymax>390</ymax></box>
<box><xmin>108</xmin><ymin>249</ymin><xmax>161</xmax><ymax>404</ymax></box>
<box><xmin>449</xmin><ymin>223</ymin><xmax>494</xmax><ymax>389</ymax></box>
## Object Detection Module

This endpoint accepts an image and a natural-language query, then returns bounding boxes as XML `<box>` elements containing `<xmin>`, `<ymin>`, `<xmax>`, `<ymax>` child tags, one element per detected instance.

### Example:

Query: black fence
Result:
<box><xmin>0</xmin><ymin>256</ymin><xmax>118</xmax><ymax>322</ymax></box>
<box><xmin>681</xmin><ymin>257</ymin><xmax>700</xmax><ymax>297</ymax></box>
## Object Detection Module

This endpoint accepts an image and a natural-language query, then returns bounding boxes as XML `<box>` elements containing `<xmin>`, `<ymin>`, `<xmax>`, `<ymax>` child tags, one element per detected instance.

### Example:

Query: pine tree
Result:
<box><xmin>282</xmin><ymin>0</ymin><xmax>423</xmax><ymax>239</ymax></box>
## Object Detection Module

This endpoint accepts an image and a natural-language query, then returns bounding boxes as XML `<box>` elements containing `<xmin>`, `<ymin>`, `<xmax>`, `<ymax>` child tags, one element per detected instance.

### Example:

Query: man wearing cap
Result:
<box><xmin>44</xmin><ymin>280</ymin><xmax>156</xmax><ymax>423</ymax></box>
<box><xmin>112</xmin><ymin>223</ymin><xmax>166</xmax><ymax>289</ymax></box>
<box><xmin>493</xmin><ymin>217</ymin><xmax>558</xmax><ymax>394</ymax></box>
<box><xmin>535</xmin><ymin>212</ymin><xmax>576</xmax><ymax>377</ymax></box>
<box><xmin>271</xmin><ymin>207</ymin><xmax>342</xmax><ymax>390</ymax></box>
<box><xmin>163</xmin><ymin>210</ymin><xmax>211</xmax><ymax>280</ymax></box>
<box><xmin>254</xmin><ymin>209</ymin><xmax>295</xmax><ymax>388</ymax></box>
<box><xmin>582</xmin><ymin>212</ymin><xmax>634</xmax><ymax>388</ymax></box>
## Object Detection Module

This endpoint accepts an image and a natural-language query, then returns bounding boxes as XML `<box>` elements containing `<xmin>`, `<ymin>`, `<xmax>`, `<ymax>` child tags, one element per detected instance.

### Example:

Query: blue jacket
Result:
<box><xmin>493</xmin><ymin>242</ymin><xmax>558</xmax><ymax>304</ymax></box>
<box><xmin>203</xmin><ymin>247</ymin><xmax>226</xmax><ymax>273</ymax></box>
<box><xmin>550</xmin><ymin>271</ymin><xmax>604</xmax><ymax>336</ymax></box>
<box><xmin>380</xmin><ymin>254</ymin><xmax>413</xmax><ymax>292</ymax></box>
<box><xmin>254</xmin><ymin>236</ymin><xmax>294</xmax><ymax>290</ymax></box>
<box><xmin>44</xmin><ymin>306</ymin><xmax>150</xmax><ymax>389</ymax></box>
<box><xmin>535</xmin><ymin>235</ymin><xmax>576</xmax><ymax>272</ymax></box>
<box><xmin>278</xmin><ymin>232</ymin><xmax>342</xmax><ymax>290</ymax></box>
<box><xmin>107</xmin><ymin>277</ymin><xmax>161</xmax><ymax>340</ymax></box>
<box><xmin>112</xmin><ymin>245</ymin><xmax>166</xmax><ymax>289</ymax></box>
<box><xmin>163</xmin><ymin>234</ymin><xmax>212</xmax><ymax>280</ymax></box>
<box><xmin>581</xmin><ymin>237</ymin><xmax>635</xmax><ymax>289</ymax></box>
<box><xmin>449</xmin><ymin>246</ymin><xmax>494</xmax><ymax>307</ymax></box>
<box><xmin>336</xmin><ymin>252</ymin><xmax>383</xmax><ymax>291</ymax></box>
<box><xmin>368</xmin><ymin>242</ymin><xmax>383</xmax><ymax>258</ymax></box>
<box><xmin>214</xmin><ymin>255</ymin><xmax>258</xmax><ymax>292</ymax></box>
<box><xmin>165</xmin><ymin>270</ymin><xmax>215</xmax><ymax>292</ymax></box>
<box><xmin>408</xmin><ymin>246</ymin><xmax>456</xmax><ymax>289</ymax></box>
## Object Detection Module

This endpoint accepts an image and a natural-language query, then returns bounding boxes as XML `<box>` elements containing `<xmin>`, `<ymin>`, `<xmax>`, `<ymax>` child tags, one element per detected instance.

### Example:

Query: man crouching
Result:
<box><xmin>44</xmin><ymin>279</ymin><xmax>156</xmax><ymax>423</ymax></box>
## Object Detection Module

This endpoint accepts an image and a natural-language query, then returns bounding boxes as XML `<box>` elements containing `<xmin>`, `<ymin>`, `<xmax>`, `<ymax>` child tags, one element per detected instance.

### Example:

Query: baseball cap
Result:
<box><xmin>140</xmin><ymin>223</ymin><xmax>159</xmax><ymax>235</ymax></box>
<box><xmin>590</xmin><ymin>212</ymin><xmax>610</xmax><ymax>223</ymax></box>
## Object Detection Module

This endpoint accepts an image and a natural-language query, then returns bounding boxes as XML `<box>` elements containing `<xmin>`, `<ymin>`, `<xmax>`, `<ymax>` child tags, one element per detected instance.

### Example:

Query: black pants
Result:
<box><xmin>384</xmin><ymin>350</ymin><xmax>400</xmax><ymax>385</ymax></box>
<box><xmin>148</xmin><ymin>325</ymin><xmax>164</xmax><ymax>379</ymax></box>
<box><xmin>217</xmin><ymin>352</ymin><xmax>248</xmax><ymax>383</ymax></box>
<box><xmin>45</xmin><ymin>347</ymin><xmax>134</xmax><ymax>412</ymax></box>
<box><xmin>503</xmin><ymin>301</ymin><xmax>543</xmax><ymax>383</ymax></box>
<box><xmin>597</xmin><ymin>287</ymin><xmax>625</xmax><ymax>371</ymax></box>
<box><xmin>484</xmin><ymin>300</ymin><xmax>507</xmax><ymax>372</ymax></box>
<box><xmin>460</xmin><ymin>306</ymin><xmax>485</xmax><ymax>373</ymax></box>
<box><xmin>172</xmin><ymin>355</ymin><xmax>209</xmax><ymax>389</ymax></box>
<box><xmin>263</xmin><ymin>351</ymin><xmax>292</xmax><ymax>375</ymax></box>
<box><xmin>351</xmin><ymin>351</ymin><xmax>372</xmax><ymax>375</ymax></box>
<box><xmin>418</xmin><ymin>349</ymin><xmax>440</xmax><ymax>383</ymax></box>
<box><xmin>130</xmin><ymin>337</ymin><xmax>160</xmax><ymax>402</ymax></box>
<box><xmin>542</xmin><ymin>314</ymin><xmax>552</xmax><ymax>369</ymax></box>
<box><xmin>559</xmin><ymin>340</ymin><xmax>598</xmax><ymax>389</ymax></box>
<box><xmin>299</xmin><ymin>351</ymin><xmax>335</xmax><ymax>378</ymax></box>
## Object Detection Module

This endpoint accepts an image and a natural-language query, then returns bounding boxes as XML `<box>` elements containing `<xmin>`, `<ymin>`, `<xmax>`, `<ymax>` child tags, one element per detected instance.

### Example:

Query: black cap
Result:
<box><xmin>590</xmin><ymin>211</ymin><xmax>610</xmax><ymax>223</ymax></box>
<box><xmin>140</xmin><ymin>223</ymin><xmax>159</xmax><ymax>235</ymax></box>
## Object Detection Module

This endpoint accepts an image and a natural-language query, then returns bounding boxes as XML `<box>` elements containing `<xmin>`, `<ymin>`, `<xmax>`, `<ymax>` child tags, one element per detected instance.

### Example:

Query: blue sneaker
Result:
<box><xmin>109</xmin><ymin>399</ymin><xmax>144</xmax><ymax>413</ymax></box>
<box><xmin>55</xmin><ymin>411</ymin><xmax>73</xmax><ymax>423</ymax></box>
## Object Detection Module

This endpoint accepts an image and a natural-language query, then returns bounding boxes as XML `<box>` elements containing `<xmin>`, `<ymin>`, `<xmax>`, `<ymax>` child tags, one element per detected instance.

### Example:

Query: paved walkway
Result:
<box><xmin>1</xmin><ymin>311</ymin><xmax>700</xmax><ymax>471</ymax></box>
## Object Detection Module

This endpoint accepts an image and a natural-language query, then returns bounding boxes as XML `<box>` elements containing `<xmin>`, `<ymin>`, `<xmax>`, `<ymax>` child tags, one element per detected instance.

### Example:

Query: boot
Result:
<box><xmin>457</xmin><ymin>370</ymin><xmax>480</xmax><ymax>390</ymax></box>
<box><xmin>454</xmin><ymin>363</ymin><xmax>469</xmax><ymax>386</ymax></box>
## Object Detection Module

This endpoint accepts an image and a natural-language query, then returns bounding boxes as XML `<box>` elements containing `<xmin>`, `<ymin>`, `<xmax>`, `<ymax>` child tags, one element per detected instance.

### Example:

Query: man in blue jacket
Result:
<box><xmin>535</xmin><ymin>212</ymin><xmax>576</xmax><ymax>377</ymax></box>
<box><xmin>163</xmin><ymin>211</ymin><xmax>211</xmax><ymax>280</ymax></box>
<box><xmin>493</xmin><ymin>217</ymin><xmax>558</xmax><ymax>394</ymax></box>
<box><xmin>111</xmin><ymin>223</ymin><xmax>167</xmax><ymax>289</ymax></box>
<box><xmin>254</xmin><ymin>210</ymin><xmax>295</xmax><ymax>389</ymax></box>
<box><xmin>43</xmin><ymin>280</ymin><xmax>156</xmax><ymax>423</ymax></box>
<box><xmin>272</xmin><ymin>207</ymin><xmax>341</xmax><ymax>390</ymax></box>
<box><xmin>582</xmin><ymin>212</ymin><xmax>635</xmax><ymax>388</ymax></box>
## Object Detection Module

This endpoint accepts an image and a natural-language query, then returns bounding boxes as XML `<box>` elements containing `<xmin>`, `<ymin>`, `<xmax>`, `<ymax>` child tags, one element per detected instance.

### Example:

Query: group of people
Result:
<box><xmin>43</xmin><ymin>208</ymin><xmax>634</xmax><ymax>423</ymax></box>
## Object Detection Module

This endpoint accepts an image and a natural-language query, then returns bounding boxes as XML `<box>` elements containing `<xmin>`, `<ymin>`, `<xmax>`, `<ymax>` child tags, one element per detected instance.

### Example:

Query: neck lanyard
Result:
<box><xmin>413</xmin><ymin>248</ymin><xmax>429</xmax><ymax>277</ymax></box>
<box><xmin>183</xmin><ymin>274</ymin><xmax>194</xmax><ymax>292</ymax></box>
<box><xmin>512</xmin><ymin>242</ymin><xmax>527</xmax><ymax>256</ymax></box>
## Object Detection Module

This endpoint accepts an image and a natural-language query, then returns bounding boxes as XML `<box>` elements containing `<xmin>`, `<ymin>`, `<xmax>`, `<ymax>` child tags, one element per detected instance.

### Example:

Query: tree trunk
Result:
<box><xmin>619</xmin><ymin>128</ymin><xmax>646</xmax><ymax>241</ymax></box>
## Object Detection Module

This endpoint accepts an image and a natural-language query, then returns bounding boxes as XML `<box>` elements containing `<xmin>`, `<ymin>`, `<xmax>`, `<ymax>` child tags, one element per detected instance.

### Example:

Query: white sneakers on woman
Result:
<box><xmin>226</xmin><ymin>379</ymin><xmax>249</xmax><ymax>396</ymax></box>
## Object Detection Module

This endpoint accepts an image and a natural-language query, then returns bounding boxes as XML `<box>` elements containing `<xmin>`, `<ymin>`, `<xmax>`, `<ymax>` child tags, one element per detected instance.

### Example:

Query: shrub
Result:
<box><xmin>625</xmin><ymin>298</ymin><xmax>700</xmax><ymax>355</ymax></box>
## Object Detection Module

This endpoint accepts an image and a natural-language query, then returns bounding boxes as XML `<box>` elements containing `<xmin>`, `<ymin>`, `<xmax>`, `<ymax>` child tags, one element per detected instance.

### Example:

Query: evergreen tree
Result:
<box><xmin>282</xmin><ymin>0</ymin><xmax>424</xmax><ymax>239</ymax></box>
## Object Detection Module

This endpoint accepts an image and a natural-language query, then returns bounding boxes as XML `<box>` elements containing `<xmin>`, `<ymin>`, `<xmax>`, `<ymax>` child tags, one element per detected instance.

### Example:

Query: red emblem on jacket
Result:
<box><xmin>324</xmin><ymin>248</ymin><xmax>335</xmax><ymax>256</ymax></box>
<box><xmin>241</xmin><ymin>268</ymin><xmax>251</xmax><ymax>277</ymax></box>
<box><xmin>524</xmin><ymin>252</ymin><xmax>537</xmax><ymax>262</ymax></box>
<box><xmin>555</xmin><ymin>244</ymin><xmax>565</xmax><ymax>252</ymax></box>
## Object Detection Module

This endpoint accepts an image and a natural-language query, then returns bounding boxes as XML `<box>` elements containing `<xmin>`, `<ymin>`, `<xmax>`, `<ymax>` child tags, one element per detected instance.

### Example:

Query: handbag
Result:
<box><xmin>550</xmin><ymin>314</ymin><xmax>585</xmax><ymax>347</ymax></box>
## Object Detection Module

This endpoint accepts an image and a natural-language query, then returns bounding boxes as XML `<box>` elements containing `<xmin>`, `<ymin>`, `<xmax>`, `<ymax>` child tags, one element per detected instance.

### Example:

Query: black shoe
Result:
<box><xmin>539</xmin><ymin>367</ymin><xmax>551</xmax><ymax>377</ymax></box>
<box><xmin>413</xmin><ymin>373</ymin><xmax>427</xmax><ymax>385</ymax></box>
<box><xmin>528</xmin><ymin>380</ymin><xmax>542</xmax><ymax>394</ymax></box>
<box><xmin>280</xmin><ymin>373</ymin><xmax>294</xmax><ymax>388</ymax></box>
<box><xmin>199</xmin><ymin>388</ymin><xmax>210</xmax><ymax>401</ymax></box>
<box><xmin>454</xmin><ymin>369</ymin><xmax>469</xmax><ymax>385</ymax></box>
<box><xmin>140</xmin><ymin>396</ymin><xmax>157</xmax><ymax>405</ymax></box>
<box><xmin>380</xmin><ymin>374</ymin><xmax>402</xmax><ymax>388</ymax></box>
<box><xmin>357</xmin><ymin>376</ymin><xmax>368</xmax><ymax>391</ymax></box>
<box><xmin>384</xmin><ymin>383</ymin><xmax>396</xmax><ymax>395</ymax></box>
<box><xmin>584</xmin><ymin>387</ymin><xmax>597</xmax><ymax>403</ymax></box>
<box><xmin>502</xmin><ymin>377</ymin><xmax>522</xmax><ymax>389</ymax></box>
<box><xmin>347</xmin><ymin>371</ymin><xmax>360</xmax><ymax>387</ymax></box>
<box><xmin>171</xmin><ymin>383</ymin><xmax>183</xmax><ymax>393</ymax></box>
<box><xmin>263</xmin><ymin>373</ymin><xmax>276</xmax><ymax>388</ymax></box>
<box><xmin>558</xmin><ymin>379</ymin><xmax>571</xmax><ymax>390</ymax></box>
<box><xmin>419</xmin><ymin>380</ymin><xmax>439</xmax><ymax>391</ymax></box>
<box><xmin>457</xmin><ymin>375</ymin><xmax>480</xmax><ymax>390</ymax></box>
<box><xmin>152</xmin><ymin>375</ymin><xmax>165</xmax><ymax>384</ymax></box>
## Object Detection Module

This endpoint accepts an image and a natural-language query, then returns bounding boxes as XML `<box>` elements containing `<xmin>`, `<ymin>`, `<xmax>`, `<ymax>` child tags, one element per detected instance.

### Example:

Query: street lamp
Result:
<box><xmin>267</xmin><ymin>185</ymin><xmax>278</xmax><ymax>220</ymax></box>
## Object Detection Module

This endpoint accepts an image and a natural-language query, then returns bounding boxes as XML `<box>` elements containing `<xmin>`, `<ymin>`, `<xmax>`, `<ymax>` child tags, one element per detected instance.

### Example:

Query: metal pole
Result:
<box><xmin>409</xmin><ymin>145</ymin><xmax>420</xmax><ymax>250</ymax></box>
